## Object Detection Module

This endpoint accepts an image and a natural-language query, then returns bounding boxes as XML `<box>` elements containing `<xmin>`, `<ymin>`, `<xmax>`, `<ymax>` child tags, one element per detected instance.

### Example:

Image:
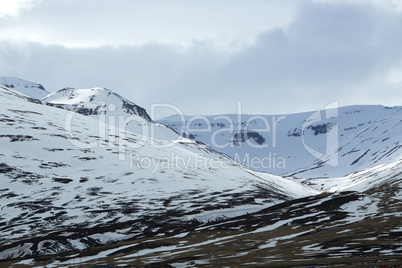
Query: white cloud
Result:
<box><xmin>371</xmin><ymin>0</ymin><xmax>402</xmax><ymax>11</ymax></box>
<box><xmin>313</xmin><ymin>0</ymin><xmax>402</xmax><ymax>11</ymax></box>
<box><xmin>386</xmin><ymin>66</ymin><xmax>402</xmax><ymax>84</ymax></box>
<box><xmin>0</xmin><ymin>0</ymin><xmax>297</xmax><ymax>49</ymax></box>
<box><xmin>0</xmin><ymin>0</ymin><xmax>40</xmax><ymax>18</ymax></box>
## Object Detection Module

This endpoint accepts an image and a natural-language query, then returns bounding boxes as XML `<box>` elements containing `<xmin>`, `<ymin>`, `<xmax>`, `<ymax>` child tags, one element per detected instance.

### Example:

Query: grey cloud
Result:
<box><xmin>206</xmin><ymin>1</ymin><xmax>402</xmax><ymax>113</ymax></box>
<box><xmin>220</xmin><ymin>1</ymin><xmax>402</xmax><ymax>89</ymax></box>
<box><xmin>1</xmin><ymin>1</ymin><xmax>402</xmax><ymax>117</ymax></box>
<box><xmin>0</xmin><ymin>41</ymin><xmax>225</xmax><ymax>114</ymax></box>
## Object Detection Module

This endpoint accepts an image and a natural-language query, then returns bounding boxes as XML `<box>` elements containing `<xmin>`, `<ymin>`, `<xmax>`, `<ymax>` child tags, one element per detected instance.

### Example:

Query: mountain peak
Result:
<box><xmin>0</xmin><ymin>76</ymin><xmax>49</xmax><ymax>99</ymax></box>
<box><xmin>43</xmin><ymin>86</ymin><xmax>153</xmax><ymax>122</ymax></box>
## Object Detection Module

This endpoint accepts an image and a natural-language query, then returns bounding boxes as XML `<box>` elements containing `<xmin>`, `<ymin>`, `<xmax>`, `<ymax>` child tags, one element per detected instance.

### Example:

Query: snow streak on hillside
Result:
<box><xmin>159</xmin><ymin>105</ymin><xmax>402</xmax><ymax>178</ymax></box>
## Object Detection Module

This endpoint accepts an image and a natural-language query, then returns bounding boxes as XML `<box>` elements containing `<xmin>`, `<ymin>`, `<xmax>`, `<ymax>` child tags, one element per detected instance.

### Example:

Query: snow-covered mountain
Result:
<box><xmin>43</xmin><ymin>87</ymin><xmax>152</xmax><ymax>122</ymax></box>
<box><xmin>0</xmin><ymin>84</ymin><xmax>317</xmax><ymax>262</ymax></box>
<box><xmin>1</xmin><ymin>78</ymin><xmax>402</xmax><ymax>267</ymax></box>
<box><xmin>41</xmin><ymin>87</ymin><xmax>192</xmax><ymax>143</ymax></box>
<box><xmin>0</xmin><ymin>76</ymin><xmax>49</xmax><ymax>99</ymax></box>
<box><xmin>159</xmin><ymin>105</ymin><xmax>402</xmax><ymax>178</ymax></box>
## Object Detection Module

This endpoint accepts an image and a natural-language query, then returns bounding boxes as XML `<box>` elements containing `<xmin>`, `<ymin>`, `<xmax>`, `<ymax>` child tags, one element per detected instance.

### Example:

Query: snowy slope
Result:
<box><xmin>159</xmin><ymin>105</ymin><xmax>402</xmax><ymax>178</ymax></box>
<box><xmin>41</xmin><ymin>87</ymin><xmax>190</xmax><ymax>143</ymax></box>
<box><xmin>0</xmin><ymin>76</ymin><xmax>49</xmax><ymax>99</ymax></box>
<box><xmin>1</xmin><ymin>81</ymin><xmax>402</xmax><ymax>266</ymax></box>
<box><xmin>35</xmin><ymin>160</ymin><xmax>402</xmax><ymax>268</ymax></box>
<box><xmin>9</xmin><ymin>160</ymin><xmax>401</xmax><ymax>267</ymax></box>
<box><xmin>303</xmin><ymin>158</ymin><xmax>402</xmax><ymax>193</ymax></box>
<box><xmin>0</xmin><ymin>86</ymin><xmax>318</xmax><ymax>260</ymax></box>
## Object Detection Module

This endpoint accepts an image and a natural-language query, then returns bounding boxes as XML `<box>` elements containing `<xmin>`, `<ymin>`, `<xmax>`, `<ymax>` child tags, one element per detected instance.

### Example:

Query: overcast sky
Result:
<box><xmin>1</xmin><ymin>0</ymin><xmax>402</xmax><ymax>118</ymax></box>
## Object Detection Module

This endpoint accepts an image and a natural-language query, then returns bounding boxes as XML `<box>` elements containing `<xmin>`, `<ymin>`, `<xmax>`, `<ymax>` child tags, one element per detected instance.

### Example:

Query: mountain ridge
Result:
<box><xmin>0</xmin><ymin>76</ymin><xmax>49</xmax><ymax>99</ymax></box>
<box><xmin>158</xmin><ymin>105</ymin><xmax>402</xmax><ymax>179</ymax></box>
<box><xmin>1</xmin><ymin>77</ymin><xmax>402</xmax><ymax>267</ymax></box>
<box><xmin>43</xmin><ymin>87</ymin><xmax>153</xmax><ymax>122</ymax></box>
